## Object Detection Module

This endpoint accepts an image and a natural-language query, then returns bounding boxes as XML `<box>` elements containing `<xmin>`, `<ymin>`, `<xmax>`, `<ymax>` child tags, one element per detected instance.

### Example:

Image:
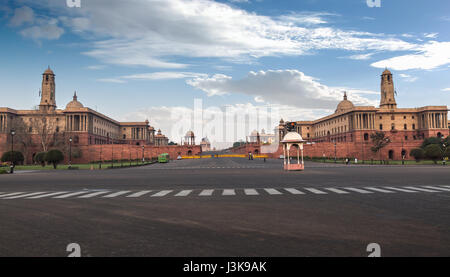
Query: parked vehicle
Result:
<box><xmin>158</xmin><ymin>153</ymin><xmax>170</xmax><ymax>163</ymax></box>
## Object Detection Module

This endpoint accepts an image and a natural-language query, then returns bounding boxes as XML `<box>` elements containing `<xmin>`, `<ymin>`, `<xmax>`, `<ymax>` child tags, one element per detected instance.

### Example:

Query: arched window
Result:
<box><xmin>364</xmin><ymin>133</ymin><xmax>369</xmax><ymax>141</ymax></box>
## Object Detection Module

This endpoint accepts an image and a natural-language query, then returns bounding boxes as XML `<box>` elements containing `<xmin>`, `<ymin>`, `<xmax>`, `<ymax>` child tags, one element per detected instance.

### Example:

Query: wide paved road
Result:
<box><xmin>0</xmin><ymin>158</ymin><xmax>449</xmax><ymax>256</ymax></box>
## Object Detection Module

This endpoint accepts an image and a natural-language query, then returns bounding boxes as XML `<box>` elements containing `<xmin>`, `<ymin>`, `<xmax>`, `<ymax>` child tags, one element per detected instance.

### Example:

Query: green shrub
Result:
<box><xmin>1</xmin><ymin>151</ymin><xmax>24</xmax><ymax>164</ymax></box>
<box><xmin>0</xmin><ymin>169</ymin><xmax>8</xmax><ymax>174</ymax></box>
<box><xmin>421</xmin><ymin>137</ymin><xmax>443</xmax><ymax>149</ymax></box>
<box><xmin>410</xmin><ymin>148</ymin><xmax>425</xmax><ymax>162</ymax></box>
<box><xmin>424</xmin><ymin>144</ymin><xmax>442</xmax><ymax>163</ymax></box>
<box><xmin>443</xmin><ymin>148</ymin><xmax>450</xmax><ymax>159</ymax></box>
<box><xmin>45</xmin><ymin>149</ymin><xmax>64</xmax><ymax>169</ymax></box>
<box><xmin>34</xmin><ymin>152</ymin><xmax>47</xmax><ymax>167</ymax></box>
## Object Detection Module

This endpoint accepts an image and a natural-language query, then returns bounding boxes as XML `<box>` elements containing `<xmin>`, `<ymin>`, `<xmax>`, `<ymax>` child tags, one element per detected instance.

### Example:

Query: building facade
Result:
<box><xmin>276</xmin><ymin>69</ymin><xmax>449</xmax><ymax>160</ymax></box>
<box><xmin>0</xmin><ymin>68</ymin><xmax>180</xmax><ymax>163</ymax></box>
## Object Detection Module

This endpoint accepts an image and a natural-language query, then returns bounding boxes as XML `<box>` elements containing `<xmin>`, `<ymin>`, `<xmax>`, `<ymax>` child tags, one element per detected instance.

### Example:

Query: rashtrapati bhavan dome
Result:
<box><xmin>0</xmin><ymin>68</ymin><xmax>201</xmax><ymax>163</ymax></box>
<box><xmin>276</xmin><ymin>69</ymin><xmax>449</xmax><ymax>160</ymax></box>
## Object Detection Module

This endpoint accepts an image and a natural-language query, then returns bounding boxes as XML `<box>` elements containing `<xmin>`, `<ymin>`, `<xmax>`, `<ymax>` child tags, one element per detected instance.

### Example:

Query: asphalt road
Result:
<box><xmin>0</xmin><ymin>158</ymin><xmax>449</xmax><ymax>257</ymax></box>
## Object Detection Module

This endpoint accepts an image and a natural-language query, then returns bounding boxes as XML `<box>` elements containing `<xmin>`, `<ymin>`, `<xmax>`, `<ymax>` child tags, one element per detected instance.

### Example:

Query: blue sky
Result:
<box><xmin>0</xmin><ymin>0</ymin><xmax>449</xmax><ymax>145</ymax></box>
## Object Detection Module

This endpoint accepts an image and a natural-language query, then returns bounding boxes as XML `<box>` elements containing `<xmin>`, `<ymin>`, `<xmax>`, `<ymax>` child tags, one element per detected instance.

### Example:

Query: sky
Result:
<box><xmin>0</xmin><ymin>0</ymin><xmax>449</xmax><ymax>148</ymax></box>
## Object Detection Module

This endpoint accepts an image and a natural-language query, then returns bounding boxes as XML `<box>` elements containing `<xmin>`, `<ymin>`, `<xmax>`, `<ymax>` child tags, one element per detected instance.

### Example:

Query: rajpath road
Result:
<box><xmin>0</xmin><ymin>157</ymin><xmax>449</xmax><ymax>257</ymax></box>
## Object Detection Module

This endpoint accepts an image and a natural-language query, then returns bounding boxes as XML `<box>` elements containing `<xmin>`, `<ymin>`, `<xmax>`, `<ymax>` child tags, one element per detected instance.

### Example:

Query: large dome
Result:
<box><xmin>65</xmin><ymin>92</ymin><xmax>84</xmax><ymax>110</ymax></box>
<box><xmin>282</xmin><ymin>132</ymin><xmax>304</xmax><ymax>143</ymax></box>
<box><xmin>335</xmin><ymin>92</ymin><xmax>354</xmax><ymax>113</ymax></box>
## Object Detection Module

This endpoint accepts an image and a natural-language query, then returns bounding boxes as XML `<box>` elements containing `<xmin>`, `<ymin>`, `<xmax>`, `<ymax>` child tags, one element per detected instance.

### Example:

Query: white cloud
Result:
<box><xmin>442</xmin><ymin>88</ymin><xmax>450</xmax><ymax>92</ymax></box>
<box><xmin>398</xmin><ymin>73</ymin><xmax>418</xmax><ymax>82</ymax></box>
<box><xmin>344</xmin><ymin>53</ymin><xmax>374</xmax><ymax>60</ymax></box>
<box><xmin>86</xmin><ymin>65</ymin><xmax>106</xmax><ymax>70</ymax></box>
<box><xmin>20</xmin><ymin>21</ymin><xmax>64</xmax><ymax>40</ymax></box>
<box><xmin>97</xmin><ymin>78</ymin><xmax>126</xmax><ymax>84</ymax></box>
<box><xmin>9</xmin><ymin>6</ymin><xmax>34</xmax><ymax>27</ymax></box>
<box><xmin>187</xmin><ymin>69</ymin><xmax>377</xmax><ymax>109</ymax></box>
<box><xmin>17</xmin><ymin>0</ymin><xmax>419</xmax><ymax>68</ymax></box>
<box><xmin>371</xmin><ymin>41</ymin><xmax>450</xmax><ymax>70</ymax></box>
<box><xmin>424</xmin><ymin>33</ymin><xmax>438</xmax><ymax>38</ymax></box>
<box><xmin>123</xmin><ymin>72</ymin><xmax>208</xmax><ymax>81</ymax></box>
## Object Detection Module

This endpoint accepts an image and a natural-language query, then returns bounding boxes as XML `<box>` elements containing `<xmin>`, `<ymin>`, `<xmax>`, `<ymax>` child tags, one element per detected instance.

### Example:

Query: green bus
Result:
<box><xmin>158</xmin><ymin>153</ymin><xmax>170</xmax><ymax>163</ymax></box>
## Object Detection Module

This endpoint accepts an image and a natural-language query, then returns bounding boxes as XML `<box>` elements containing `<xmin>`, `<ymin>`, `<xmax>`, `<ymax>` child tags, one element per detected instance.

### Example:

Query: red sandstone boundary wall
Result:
<box><xmin>0</xmin><ymin>132</ymin><xmax>201</xmax><ymax>164</ymax></box>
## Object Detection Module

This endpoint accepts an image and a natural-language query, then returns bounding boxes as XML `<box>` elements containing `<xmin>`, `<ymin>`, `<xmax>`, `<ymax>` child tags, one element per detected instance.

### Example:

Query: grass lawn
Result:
<box><xmin>308</xmin><ymin>158</ymin><xmax>448</xmax><ymax>166</ymax></box>
<box><xmin>10</xmin><ymin>161</ymin><xmax>156</xmax><ymax>171</ymax></box>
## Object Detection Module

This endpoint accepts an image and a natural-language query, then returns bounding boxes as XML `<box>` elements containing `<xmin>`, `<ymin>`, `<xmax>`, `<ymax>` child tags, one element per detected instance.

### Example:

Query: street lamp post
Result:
<box><xmin>142</xmin><ymin>145</ymin><xmax>145</xmax><ymax>164</ymax></box>
<box><xmin>69</xmin><ymin>137</ymin><xmax>72</xmax><ymax>169</ymax></box>
<box><xmin>10</xmin><ymin>129</ymin><xmax>16</xmax><ymax>174</ymax></box>
<box><xmin>334</xmin><ymin>141</ymin><xmax>337</xmax><ymax>163</ymax></box>
<box><xmin>110</xmin><ymin>135</ymin><xmax>114</xmax><ymax>169</ymax></box>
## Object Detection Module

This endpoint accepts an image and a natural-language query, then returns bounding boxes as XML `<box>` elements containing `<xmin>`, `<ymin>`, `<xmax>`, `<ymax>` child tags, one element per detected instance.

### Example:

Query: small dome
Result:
<box><xmin>65</xmin><ymin>92</ymin><xmax>84</xmax><ymax>110</ymax></box>
<box><xmin>282</xmin><ymin>132</ymin><xmax>304</xmax><ymax>143</ymax></box>
<box><xmin>335</xmin><ymin>92</ymin><xmax>354</xmax><ymax>113</ymax></box>
<box><xmin>185</xmin><ymin>130</ymin><xmax>195</xmax><ymax>137</ymax></box>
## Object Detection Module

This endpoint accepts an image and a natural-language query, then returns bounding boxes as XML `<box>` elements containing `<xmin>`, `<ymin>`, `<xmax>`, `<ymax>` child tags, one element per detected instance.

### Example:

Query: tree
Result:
<box><xmin>45</xmin><ymin>149</ymin><xmax>64</xmax><ymax>169</ymax></box>
<box><xmin>233</xmin><ymin>141</ymin><xmax>245</xmax><ymax>148</ymax></box>
<box><xmin>421</xmin><ymin>137</ymin><xmax>443</xmax><ymax>150</ymax></box>
<box><xmin>1</xmin><ymin>151</ymin><xmax>24</xmax><ymax>165</ymax></box>
<box><xmin>424</xmin><ymin>144</ymin><xmax>442</xmax><ymax>164</ymax></box>
<box><xmin>29</xmin><ymin>109</ymin><xmax>59</xmax><ymax>152</ymax></box>
<box><xmin>370</xmin><ymin>132</ymin><xmax>391</xmax><ymax>161</ymax></box>
<box><xmin>168</xmin><ymin>141</ymin><xmax>178</xmax><ymax>145</ymax></box>
<box><xmin>410</xmin><ymin>148</ymin><xmax>425</xmax><ymax>162</ymax></box>
<box><xmin>10</xmin><ymin>119</ymin><xmax>34</xmax><ymax>165</ymax></box>
<box><xmin>34</xmin><ymin>152</ymin><xmax>47</xmax><ymax>167</ymax></box>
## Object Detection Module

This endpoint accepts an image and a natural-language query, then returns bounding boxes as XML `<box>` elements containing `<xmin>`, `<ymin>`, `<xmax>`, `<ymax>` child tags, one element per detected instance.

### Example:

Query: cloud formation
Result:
<box><xmin>187</xmin><ymin>69</ymin><xmax>377</xmax><ymax>109</ymax></box>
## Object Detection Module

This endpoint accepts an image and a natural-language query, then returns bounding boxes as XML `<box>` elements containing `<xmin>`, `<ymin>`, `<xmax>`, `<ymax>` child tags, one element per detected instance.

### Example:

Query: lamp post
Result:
<box><xmin>334</xmin><ymin>140</ymin><xmax>337</xmax><ymax>163</ymax></box>
<box><xmin>69</xmin><ymin>137</ymin><xmax>72</xmax><ymax>169</ymax></box>
<box><xmin>110</xmin><ymin>135</ymin><xmax>114</xmax><ymax>169</ymax></box>
<box><xmin>142</xmin><ymin>145</ymin><xmax>145</xmax><ymax>164</ymax></box>
<box><xmin>10</xmin><ymin>128</ymin><xmax>16</xmax><ymax>174</ymax></box>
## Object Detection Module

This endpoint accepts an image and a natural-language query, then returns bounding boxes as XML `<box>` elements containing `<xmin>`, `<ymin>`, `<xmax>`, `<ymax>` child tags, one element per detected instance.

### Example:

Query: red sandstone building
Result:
<box><xmin>275</xmin><ymin>69</ymin><xmax>449</xmax><ymax>160</ymax></box>
<box><xmin>0</xmin><ymin>68</ymin><xmax>201</xmax><ymax>163</ymax></box>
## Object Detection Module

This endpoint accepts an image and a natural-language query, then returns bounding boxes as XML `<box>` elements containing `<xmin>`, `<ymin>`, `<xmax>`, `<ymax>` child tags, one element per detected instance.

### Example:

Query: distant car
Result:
<box><xmin>177</xmin><ymin>155</ymin><xmax>182</xmax><ymax>160</ymax></box>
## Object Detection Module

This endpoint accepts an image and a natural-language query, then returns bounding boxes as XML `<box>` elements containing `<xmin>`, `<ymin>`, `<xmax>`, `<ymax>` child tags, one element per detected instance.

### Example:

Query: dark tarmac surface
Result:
<box><xmin>0</xmin><ymin>158</ymin><xmax>449</xmax><ymax>257</ymax></box>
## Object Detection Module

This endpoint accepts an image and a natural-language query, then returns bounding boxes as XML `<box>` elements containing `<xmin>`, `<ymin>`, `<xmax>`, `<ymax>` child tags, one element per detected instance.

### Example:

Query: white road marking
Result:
<box><xmin>27</xmin><ymin>191</ymin><xmax>69</xmax><ymax>199</ymax></box>
<box><xmin>324</xmin><ymin>188</ymin><xmax>349</xmax><ymax>194</ymax></box>
<box><xmin>53</xmin><ymin>191</ymin><xmax>91</xmax><ymax>198</ymax></box>
<box><xmin>264</xmin><ymin>188</ymin><xmax>282</xmax><ymax>195</ymax></box>
<box><xmin>78</xmin><ymin>191</ymin><xmax>111</xmax><ymax>198</ymax></box>
<box><xmin>223</xmin><ymin>189</ymin><xmax>236</xmax><ymax>196</ymax></box>
<box><xmin>126</xmin><ymin>191</ymin><xmax>152</xmax><ymax>198</ymax></box>
<box><xmin>175</xmin><ymin>190</ymin><xmax>193</xmax><ymax>197</ymax></box>
<box><xmin>384</xmin><ymin>187</ymin><xmax>418</xmax><ymax>193</ymax></box>
<box><xmin>244</xmin><ymin>189</ymin><xmax>259</xmax><ymax>195</ymax></box>
<box><xmin>0</xmin><ymin>192</ymin><xmax>26</xmax><ymax>198</ymax></box>
<box><xmin>151</xmin><ymin>190</ymin><xmax>173</xmax><ymax>197</ymax></box>
<box><xmin>103</xmin><ymin>191</ymin><xmax>132</xmax><ymax>198</ymax></box>
<box><xmin>403</xmin><ymin>186</ymin><xmax>440</xmax><ymax>193</ymax></box>
<box><xmin>284</xmin><ymin>188</ymin><xmax>304</xmax><ymax>195</ymax></box>
<box><xmin>304</xmin><ymin>188</ymin><xmax>328</xmax><ymax>194</ymax></box>
<box><xmin>364</xmin><ymin>187</ymin><xmax>396</xmax><ymax>193</ymax></box>
<box><xmin>199</xmin><ymin>189</ymin><xmax>214</xmax><ymax>196</ymax></box>
<box><xmin>422</xmin><ymin>186</ymin><xmax>450</xmax><ymax>192</ymax></box>
<box><xmin>2</xmin><ymin>192</ymin><xmax>48</xmax><ymax>199</ymax></box>
<box><xmin>343</xmin><ymin>187</ymin><xmax>373</xmax><ymax>194</ymax></box>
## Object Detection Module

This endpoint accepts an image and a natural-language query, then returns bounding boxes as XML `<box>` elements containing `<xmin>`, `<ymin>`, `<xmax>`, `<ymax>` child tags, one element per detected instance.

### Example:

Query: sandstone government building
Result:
<box><xmin>274</xmin><ymin>69</ymin><xmax>449</xmax><ymax>160</ymax></box>
<box><xmin>0</xmin><ymin>68</ymin><xmax>201</xmax><ymax>164</ymax></box>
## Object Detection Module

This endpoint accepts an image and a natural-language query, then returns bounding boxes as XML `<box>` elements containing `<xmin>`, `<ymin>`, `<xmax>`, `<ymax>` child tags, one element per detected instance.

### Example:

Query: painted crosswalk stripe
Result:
<box><xmin>384</xmin><ymin>187</ymin><xmax>418</xmax><ymax>193</ymax></box>
<box><xmin>103</xmin><ymin>191</ymin><xmax>132</xmax><ymax>198</ymax></box>
<box><xmin>264</xmin><ymin>188</ymin><xmax>283</xmax><ymax>195</ymax></box>
<box><xmin>175</xmin><ymin>190</ymin><xmax>193</xmax><ymax>197</ymax></box>
<box><xmin>284</xmin><ymin>188</ymin><xmax>304</xmax><ymax>195</ymax></box>
<box><xmin>151</xmin><ymin>190</ymin><xmax>173</xmax><ymax>197</ymax></box>
<box><xmin>343</xmin><ymin>187</ymin><xmax>373</xmax><ymax>194</ymax></box>
<box><xmin>364</xmin><ymin>187</ymin><xmax>396</xmax><ymax>193</ymax></box>
<box><xmin>27</xmin><ymin>191</ymin><xmax>70</xmax><ymax>199</ymax></box>
<box><xmin>244</xmin><ymin>189</ymin><xmax>259</xmax><ymax>195</ymax></box>
<box><xmin>0</xmin><ymin>192</ymin><xmax>26</xmax><ymax>198</ymax></box>
<box><xmin>422</xmin><ymin>186</ymin><xmax>450</xmax><ymax>192</ymax></box>
<box><xmin>199</xmin><ymin>189</ymin><xmax>214</xmax><ymax>196</ymax></box>
<box><xmin>403</xmin><ymin>186</ymin><xmax>440</xmax><ymax>193</ymax></box>
<box><xmin>304</xmin><ymin>188</ymin><xmax>328</xmax><ymax>194</ymax></box>
<box><xmin>324</xmin><ymin>188</ymin><xmax>349</xmax><ymax>194</ymax></box>
<box><xmin>53</xmin><ymin>191</ymin><xmax>91</xmax><ymax>199</ymax></box>
<box><xmin>223</xmin><ymin>189</ymin><xmax>236</xmax><ymax>196</ymax></box>
<box><xmin>443</xmin><ymin>186</ymin><xmax>450</xmax><ymax>189</ymax></box>
<box><xmin>2</xmin><ymin>192</ymin><xmax>48</xmax><ymax>199</ymax></box>
<box><xmin>78</xmin><ymin>191</ymin><xmax>111</xmax><ymax>198</ymax></box>
<box><xmin>126</xmin><ymin>191</ymin><xmax>152</xmax><ymax>198</ymax></box>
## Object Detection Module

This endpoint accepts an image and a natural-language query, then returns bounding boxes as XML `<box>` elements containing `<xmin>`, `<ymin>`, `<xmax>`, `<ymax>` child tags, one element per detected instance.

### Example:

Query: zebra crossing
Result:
<box><xmin>0</xmin><ymin>185</ymin><xmax>449</xmax><ymax>201</ymax></box>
